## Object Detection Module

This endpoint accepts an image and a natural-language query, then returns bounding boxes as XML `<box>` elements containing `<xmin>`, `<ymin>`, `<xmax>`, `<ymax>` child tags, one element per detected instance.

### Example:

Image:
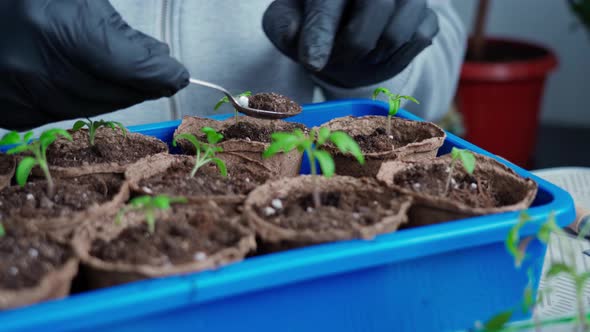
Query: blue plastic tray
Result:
<box><xmin>0</xmin><ymin>100</ymin><xmax>575</xmax><ymax>332</ymax></box>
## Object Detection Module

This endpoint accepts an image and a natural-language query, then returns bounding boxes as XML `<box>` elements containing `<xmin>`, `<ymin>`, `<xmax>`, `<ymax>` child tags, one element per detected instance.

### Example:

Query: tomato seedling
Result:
<box><xmin>173</xmin><ymin>127</ymin><xmax>227</xmax><ymax>178</ymax></box>
<box><xmin>116</xmin><ymin>195</ymin><xmax>188</xmax><ymax>234</ymax></box>
<box><xmin>372</xmin><ymin>87</ymin><xmax>419</xmax><ymax>136</ymax></box>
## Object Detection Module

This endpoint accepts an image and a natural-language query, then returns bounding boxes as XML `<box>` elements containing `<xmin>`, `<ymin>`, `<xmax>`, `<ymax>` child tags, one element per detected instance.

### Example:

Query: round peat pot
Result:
<box><xmin>174</xmin><ymin>116</ymin><xmax>305</xmax><ymax>179</ymax></box>
<box><xmin>72</xmin><ymin>200</ymin><xmax>255</xmax><ymax>289</ymax></box>
<box><xmin>457</xmin><ymin>37</ymin><xmax>558</xmax><ymax>168</ymax></box>
<box><xmin>0</xmin><ymin>225</ymin><xmax>78</xmax><ymax>310</ymax></box>
<box><xmin>320</xmin><ymin>115</ymin><xmax>445</xmax><ymax>177</ymax></box>
<box><xmin>244</xmin><ymin>175</ymin><xmax>412</xmax><ymax>252</ymax></box>
<box><xmin>377</xmin><ymin>152</ymin><xmax>538</xmax><ymax>227</ymax></box>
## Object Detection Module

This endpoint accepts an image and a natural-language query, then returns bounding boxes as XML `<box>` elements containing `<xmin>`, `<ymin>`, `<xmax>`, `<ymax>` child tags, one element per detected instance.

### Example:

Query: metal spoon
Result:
<box><xmin>189</xmin><ymin>78</ymin><xmax>301</xmax><ymax>120</ymax></box>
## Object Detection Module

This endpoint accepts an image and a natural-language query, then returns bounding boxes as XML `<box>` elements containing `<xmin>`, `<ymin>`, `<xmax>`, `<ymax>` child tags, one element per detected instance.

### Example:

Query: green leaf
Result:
<box><xmin>152</xmin><ymin>195</ymin><xmax>172</xmax><ymax>210</ymax></box>
<box><xmin>483</xmin><ymin>310</ymin><xmax>513</xmax><ymax>331</ymax></box>
<box><xmin>459</xmin><ymin>151</ymin><xmax>476</xmax><ymax>174</ymax></box>
<box><xmin>316</xmin><ymin>127</ymin><xmax>331</xmax><ymax>146</ymax></box>
<box><xmin>214</xmin><ymin>96</ymin><xmax>230</xmax><ymax>111</ymax></box>
<box><xmin>201</xmin><ymin>127</ymin><xmax>224</xmax><ymax>144</ymax></box>
<box><xmin>0</xmin><ymin>222</ymin><xmax>4</xmax><ymax>237</ymax></box>
<box><xmin>23</xmin><ymin>132</ymin><xmax>33</xmax><ymax>144</ymax></box>
<box><xmin>372</xmin><ymin>87</ymin><xmax>391</xmax><ymax>100</ymax></box>
<box><xmin>39</xmin><ymin>129</ymin><xmax>72</xmax><ymax>152</ymax></box>
<box><xmin>329</xmin><ymin>131</ymin><xmax>365</xmax><ymax>165</ymax></box>
<box><xmin>114</xmin><ymin>122</ymin><xmax>127</xmax><ymax>136</ymax></box>
<box><xmin>72</xmin><ymin>120</ymin><xmax>87</xmax><ymax>131</ymax></box>
<box><xmin>547</xmin><ymin>263</ymin><xmax>574</xmax><ymax>278</ymax></box>
<box><xmin>0</xmin><ymin>131</ymin><xmax>22</xmax><ymax>146</ymax></box>
<box><xmin>389</xmin><ymin>98</ymin><xmax>400</xmax><ymax>117</ymax></box>
<box><xmin>210</xmin><ymin>157</ymin><xmax>228</xmax><ymax>177</ymax></box>
<box><xmin>522</xmin><ymin>285</ymin><xmax>534</xmax><ymax>312</ymax></box>
<box><xmin>173</xmin><ymin>133</ymin><xmax>201</xmax><ymax>151</ymax></box>
<box><xmin>263</xmin><ymin>132</ymin><xmax>300</xmax><ymax>158</ymax></box>
<box><xmin>129</xmin><ymin>195</ymin><xmax>152</xmax><ymax>208</ymax></box>
<box><xmin>16</xmin><ymin>157</ymin><xmax>38</xmax><ymax>187</ymax></box>
<box><xmin>401</xmin><ymin>95</ymin><xmax>420</xmax><ymax>104</ymax></box>
<box><xmin>7</xmin><ymin>144</ymin><xmax>31</xmax><ymax>155</ymax></box>
<box><xmin>505</xmin><ymin>211</ymin><xmax>531</xmax><ymax>267</ymax></box>
<box><xmin>538</xmin><ymin>213</ymin><xmax>562</xmax><ymax>243</ymax></box>
<box><xmin>238</xmin><ymin>91</ymin><xmax>252</xmax><ymax>97</ymax></box>
<box><xmin>314</xmin><ymin>150</ymin><xmax>335</xmax><ymax>178</ymax></box>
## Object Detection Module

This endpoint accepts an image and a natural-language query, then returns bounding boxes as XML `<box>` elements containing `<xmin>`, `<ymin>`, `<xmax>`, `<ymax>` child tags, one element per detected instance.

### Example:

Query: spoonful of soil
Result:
<box><xmin>189</xmin><ymin>78</ymin><xmax>302</xmax><ymax>119</ymax></box>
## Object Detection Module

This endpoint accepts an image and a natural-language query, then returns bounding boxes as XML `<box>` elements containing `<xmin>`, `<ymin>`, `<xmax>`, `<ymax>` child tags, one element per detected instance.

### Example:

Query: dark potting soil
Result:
<box><xmin>394</xmin><ymin>163</ymin><xmax>499</xmax><ymax>208</ymax></box>
<box><xmin>90</xmin><ymin>209</ymin><xmax>243</xmax><ymax>266</ymax></box>
<box><xmin>353</xmin><ymin>127</ymin><xmax>429</xmax><ymax>153</ymax></box>
<box><xmin>248</xmin><ymin>93</ymin><xmax>302</xmax><ymax>115</ymax></box>
<box><xmin>46</xmin><ymin>128</ymin><xmax>167</xmax><ymax>168</ymax></box>
<box><xmin>137</xmin><ymin>159</ymin><xmax>263</xmax><ymax>196</ymax></box>
<box><xmin>0</xmin><ymin>226</ymin><xmax>72</xmax><ymax>289</ymax></box>
<box><xmin>220</xmin><ymin>121</ymin><xmax>306</xmax><ymax>143</ymax></box>
<box><xmin>0</xmin><ymin>174</ymin><xmax>124</xmax><ymax>220</ymax></box>
<box><xmin>0</xmin><ymin>154</ymin><xmax>13</xmax><ymax>175</ymax></box>
<box><xmin>259</xmin><ymin>190</ymin><xmax>403</xmax><ymax>232</ymax></box>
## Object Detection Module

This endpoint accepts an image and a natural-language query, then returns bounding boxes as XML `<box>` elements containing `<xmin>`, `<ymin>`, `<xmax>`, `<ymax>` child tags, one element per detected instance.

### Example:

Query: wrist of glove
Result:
<box><xmin>263</xmin><ymin>0</ymin><xmax>439</xmax><ymax>88</ymax></box>
<box><xmin>0</xmin><ymin>0</ymin><xmax>189</xmax><ymax>131</ymax></box>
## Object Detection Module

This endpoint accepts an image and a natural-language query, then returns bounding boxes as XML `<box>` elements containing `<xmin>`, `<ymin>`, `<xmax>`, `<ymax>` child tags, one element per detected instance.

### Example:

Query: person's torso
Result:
<box><xmin>105</xmin><ymin>0</ymin><xmax>315</xmax><ymax>126</ymax></box>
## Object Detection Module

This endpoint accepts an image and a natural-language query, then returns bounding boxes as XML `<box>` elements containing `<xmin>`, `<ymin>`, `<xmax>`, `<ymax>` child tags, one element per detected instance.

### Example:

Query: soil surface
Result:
<box><xmin>0</xmin><ymin>226</ymin><xmax>72</xmax><ymax>289</ymax></box>
<box><xmin>353</xmin><ymin>127</ymin><xmax>430</xmax><ymax>153</ymax></box>
<box><xmin>393</xmin><ymin>163</ymin><xmax>500</xmax><ymax>208</ymax></box>
<box><xmin>220</xmin><ymin>121</ymin><xmax>306</xmax><ymax>143</ymax></box>
<box><xmin>46</xmin><ymin>128</ymin><xmax>167</xmax><ymax>168</ymax></box>
<box><xmin>258</xmin><ymin>189</ymin><xmax>404</xmax><ymax>231</ymax></box>
<box><xmin>90</xmin><ymin>208</ymin><xmax>243</xmax><ymax>266</ymax></box>
<box><xmin>137</xmin><ymin>158</ymin><xmax>264</xmax><ymax>197</ymax></box>
<box><xmin>0</xmin><ymin>154</ymin><xmax>13</xmax><ymax>175</ymax></box>
<box><xmin>249</xmin><ymin>93</ymin><xmax>302</xmax><ymax>114</ymax></box>
<box><xmin>0</xmin><ymin>174</ymin><xmax>124</xmax><ymax>220</ymax></box>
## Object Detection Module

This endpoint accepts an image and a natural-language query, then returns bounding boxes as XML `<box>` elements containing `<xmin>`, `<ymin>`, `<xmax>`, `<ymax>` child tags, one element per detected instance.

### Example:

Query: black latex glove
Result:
<box><xmin>263</xmin><ymin>0</ymin><xmax>439</xmax><ymax>88</ymax></box>
<box><xmin>0</xmin><ymin>0</ymin><xmax>189</xmax><ymax>131</ymax></box>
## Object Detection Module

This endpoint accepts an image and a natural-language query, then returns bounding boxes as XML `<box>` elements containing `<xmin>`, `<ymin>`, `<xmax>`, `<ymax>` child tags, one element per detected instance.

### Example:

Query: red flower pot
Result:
<box><xmin>456</xmin><ymin>37</ymin><xmax>558</xmax><ymax>168</ymax></box>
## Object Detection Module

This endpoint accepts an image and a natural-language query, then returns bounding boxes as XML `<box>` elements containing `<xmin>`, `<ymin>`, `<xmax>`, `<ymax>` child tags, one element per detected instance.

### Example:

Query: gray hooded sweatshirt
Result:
<box><xmin>22</xmin><ymin>0</ymin><xmax>466</xmax><ymax>136</ymax></box>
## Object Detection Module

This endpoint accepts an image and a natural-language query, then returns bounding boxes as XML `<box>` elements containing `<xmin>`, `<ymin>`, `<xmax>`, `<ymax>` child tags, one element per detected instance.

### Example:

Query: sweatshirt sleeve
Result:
<box><xmin>312</xmin><ymin>0</ymin><xmax>467</xmax><ymax>122</ymax></box>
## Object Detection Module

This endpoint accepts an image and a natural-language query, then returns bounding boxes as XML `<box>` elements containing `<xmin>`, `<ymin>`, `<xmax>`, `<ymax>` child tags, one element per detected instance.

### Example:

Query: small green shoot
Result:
<box><xmin>72</xmin><ymin>118</ymin><xmax>126</xmax><ymax>146</ymax></box>
<box><xmin>116</xmin><ymin>195</ymin><xmax>188</xmax><ymax>234</ymax></box>
<box><xmin>444</xmin><ymin>147</ymin><xmax>476</xmax><ymax>195</ymax></box>
<box><xmin>0</xmin><ymin>129</ymin><xmax>72</xmax><ymax>196</ymax></box>
<box><xmin>263</xmin><ymin>127</ymin><xmax>364</xmax><ymax>208</ymax></box>
<box><xmin>214</xmin><ymin>91</ymin><xmax>252</xmax><ymax>124</ymax></box>
<box><xmin>372</xmin><ymin>87</ymin><xmax>419</xmax><ymax>136</ymax></box>
<box><xmin>173</xmin><ymin>127</ymin><xmax>227</xmax><ymax>178</ymax></box>
<box><xmin>0</xmin><ymin>222</ymin><xmax>4</xmax><ymax>237</ymax></box>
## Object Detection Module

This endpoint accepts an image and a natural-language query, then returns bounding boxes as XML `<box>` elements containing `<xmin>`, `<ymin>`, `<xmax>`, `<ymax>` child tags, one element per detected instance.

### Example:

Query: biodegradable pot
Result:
<box><xmin>72</xmin><ymin>201</ymin><xmax>256</xmax><ymax>289</ymax></box>
<box><xmin>42</xmin><ymin>128</ymin><xmax>168</xmax><ymax>178</ymax></box>
<box><xmin>0</xmin><ymin>154</ymin><xmax>15</xmax><ymax>190</ymax></box>
<box><xmin>244</xmin><ymin>175</ymin><xmax>412</xmax><ymax>252</ymax></box>
<box><xmin>125</xmin><ymin>153</ymin><xmax>272</xmax><ymax>201</ymax></box>
<box><xmin>0</xmin><ymin>226</ymin><xmax>78</xmax><ymax>310</ymax></box>
<box><xmin>376</xmin><ymin>153</ymin><xmax>538</xmax><ymax>227</ymax></box>
<box><xmin>320</xmin><ymin>115</ymin><xmax>445</xmax><ymax>177</ymax></box>
<box><xmin>174</xmin><ymin>116</ymin><xmax>305</xmax><ymax>178</ymax></box>
<box><xmin>0</xmin><ymin>174</ymin><xmax>130</xmax><ymax>241</ymax></box>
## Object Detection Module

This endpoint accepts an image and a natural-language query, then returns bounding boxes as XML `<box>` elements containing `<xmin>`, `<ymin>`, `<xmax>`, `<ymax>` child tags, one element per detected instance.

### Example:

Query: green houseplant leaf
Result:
<box><xmin>16</xmin><ymin>156</ymin><xmax>38</xmax><ymax>187</ymax></box>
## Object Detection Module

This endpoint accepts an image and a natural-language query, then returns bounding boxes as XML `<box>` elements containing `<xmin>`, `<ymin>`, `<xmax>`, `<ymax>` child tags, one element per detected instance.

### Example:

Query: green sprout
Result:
<box><xmin>372</xmin><ymin>87</ymin><xmax>419</xmax><ymax>136</ymax></box>
<box><xmin>173</xmin><ymin>127</ymin><xmax>227</xmax><ymax>178</ymax></box>
<box><xmin>0</xmin><ymin>129</ymin><xmax>72</xmax><ymax>196</ymax></box>
<box><xmin>263</xmin><ymin>127</ymin><xmax>364</xmax><ymax>208</ymax></box>
<box><xmin>444</xmin><ymin>147</ymin><xmax>476</xmax><ymax>195</ymax></box>
<box><xmin>0</xmin><ymin>222</ymin><xmax>4</xmax><ymax>237</ymax></box>
<box><xmin>72</xmin><ymin>118</ymin><xmax>126</xmax><ymax>146</ymax></box>
<box><xmin>116</xmin><ymin>195</ymin><xmax>188</xmax><ymax>234</ymax></box>
<box><xmin>214</xmin><ymin>91</ymin><xmax>252</xmax><ymax>124</ymax></box>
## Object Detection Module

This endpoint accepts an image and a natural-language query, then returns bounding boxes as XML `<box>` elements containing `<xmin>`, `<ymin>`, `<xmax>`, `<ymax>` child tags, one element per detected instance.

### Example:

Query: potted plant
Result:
<box><xmin>244</xmin><ymin>128</ymin><xmax>412</xmax><ymax>252</ymax></box>
<box><xmin>72</xmin><ymin>195</ymin><xmax>255</xmax><ymax>289</ymax></box>
<box><xmin>125</xmin><ymin>127</ymin><xmax>273</xmax><ymax>201</ymax></box>
<box><xmin>0</xmin><ymin>130</ymin><xmax>130</xmax><ymax>240</ymax></box>
<box><xmin>376</xmin><ymin>149</ymin><xmax>538</xmax><ymax>228</ymax></box>
<box><xmin>320</xmin><ymin>88</ymin><xmax>445</xmax><ymax>177</ymax></box>
<box><xmin>455</xmin><ymin>0</ymin><xmax>558</xmax><ymax>168</ymax></box>
<box><xmin>43</xmin><ymin>119</ymin><xmax>168</xmax><ymax>177</ymax></box>
<box><xmin>0</xmin><ymin>220</ymin><xmax>78</xmax><ymax>310</ymax></box>
<box><xmin>174</xmin><ymin>92</ymin><xmax>307</xmax><ymax>179</ymax></box>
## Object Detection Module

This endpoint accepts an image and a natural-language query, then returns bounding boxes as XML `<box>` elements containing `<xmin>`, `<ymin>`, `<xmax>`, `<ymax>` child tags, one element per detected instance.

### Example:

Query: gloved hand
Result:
<box><xmin>263</xmin><ymin>0</ymin><xmax>439</xmax><ymax>88</ymax></box>
<box><xmin>0</xmin><ymin>0</ymin><xmax>189</xmax><ymax>131</ymax></box>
